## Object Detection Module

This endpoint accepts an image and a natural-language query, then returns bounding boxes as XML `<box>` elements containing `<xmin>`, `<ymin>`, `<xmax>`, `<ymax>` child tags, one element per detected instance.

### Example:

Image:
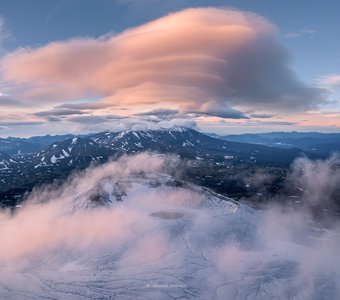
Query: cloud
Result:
<box><xmin>153</xmin><ymin>118</ymin><xmax>197</xmax><ymax>129</ymax></box>
<box><xmin>33</xmin><ymin>108</ymin><xmax>86</xmax><ymax>117</ymax></box>
<box><xmin>67</xmin><ymin>115</ymin><xmax>124</xmax><ymax>124</ymax></box>
<box><xmin>0</xmin><ymin>95</ymin><xmax>27</xmax><ymax>107</ymax></box>
<box><xmin>285</xmin><ymin>29</ymin><xmax>317</xmax><ymax>39</ymax></box>
<box><xmin>0</xmin><ymin>121</ymin><xmax>44</xmax><ymax>126</ymax></box>
<box><xmin>1</xmin><ymin>8</ymin><xmax>327</xmax><ymax>117</ymax></box>
<box><xmin>56</xmin><ymin>102</ymin><xmax>112</xmax><ymax>110</ymax></box>
<box><xmin>220</xmin><ymin>120</ymin><xmax>298</xmax><ymax>127</ymax></box>
<box><xmin>191</xmin><ymin>102</ymin><xmax>249</xmax><ymax>119</ymax></box>
<box><xmin>0</xmin><ymin>153</ymin><xmax>339</xmax><ymax>298</ymax></box>
<box><xmin>0</xmin><ymin>16</ymin><xmax>11</xmax><ymax>53</ymax></box>
<box><xmin>46</xmin><ymin>116</ymin><xmax>61</xmax><ymax>122</ymax></box>
<box><xmin>253</xmin><ymin>120</ymin><xmax>298</xmax><ymax>126</ymax></box>
<box><xmin>321</xmin><ymin>75</ymin><xmax>340</xmax><ymax>88</ymax></box>
<box><xmin>109</xmin><ymin>117</ymin><xmax>198</xmax><ymax>131</ymax></box>
<box><xmin>136</xmin><ymin>106</ymin><xmax>248</xmax><ymax>121</ymax></box>
<box><xmin>287</xmin><ymin>154</ymin><xmax>340</xmax><ymax>213</ymax></box>
<box><xmin>249</xmin><ymin>113</ymin><xmax>275</xmax><ymax>118</ymax></box>
<box><xmin>136</xmin><ymin>108</ymin><xmax>180</xmax><ymax>119</ymax></box>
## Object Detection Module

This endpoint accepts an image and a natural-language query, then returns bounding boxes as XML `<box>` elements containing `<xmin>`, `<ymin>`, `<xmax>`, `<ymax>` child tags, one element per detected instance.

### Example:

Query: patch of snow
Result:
<box><xmin>51</xmin><ymin>155</ymin><xmax>57</xmax><ymax>164</ymax></box>
<box><xmin>62</xmin><ymin>149</ymin><xmax>70</xmax><ymax>157</ymax></box>
<box><xmin>117</xmin><ymin>131</ymin><xmax>127</xmax><ymax>139</ymax></box>
<box><xmin>169</xmin><ymin>131</ymin><xmax>176</xmax><ymax>139</ymax></box>
<box><xmin>224</xmin><ymin>155</ymin><xmax>234</xmax><ymax>159</ymax></box>
<box><xmin>185</xmin><ymin>140</ymin><xmax>194</xmax><ymax>147</ymax></box>
<box><xmin>132</xmin><ymin>132</ymin><xmax>140</xmax><ymax>139</ymax></box>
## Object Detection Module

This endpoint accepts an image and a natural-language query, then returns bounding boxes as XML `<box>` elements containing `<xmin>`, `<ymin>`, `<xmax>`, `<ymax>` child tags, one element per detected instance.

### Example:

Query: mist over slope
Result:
<box><xmin>0</xmin><ymin>153</ymin><xmax>339</xmax><ymax>299</ymax></box>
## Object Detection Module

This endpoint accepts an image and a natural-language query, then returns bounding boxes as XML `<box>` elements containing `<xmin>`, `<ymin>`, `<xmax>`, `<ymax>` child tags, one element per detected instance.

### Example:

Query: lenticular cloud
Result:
<box><xmin>2</xmin><ymin>8</ymin><xmax>326</xmax><ymax>116</ymax></box>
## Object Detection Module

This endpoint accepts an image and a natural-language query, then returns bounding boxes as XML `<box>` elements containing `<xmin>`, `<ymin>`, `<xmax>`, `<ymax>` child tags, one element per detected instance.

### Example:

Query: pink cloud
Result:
<box><xmin>1</xmin><ymin>8</ymin><xmax>326</xmax><ymax>117</ymax></box>
<box><xmin>321</xmin><ymin>75</ymin><xmax>340</xmax><ymax>88</ymax></box>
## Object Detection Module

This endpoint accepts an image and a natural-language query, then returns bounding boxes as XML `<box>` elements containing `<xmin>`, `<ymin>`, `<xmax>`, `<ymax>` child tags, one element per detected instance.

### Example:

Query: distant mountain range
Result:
<box><xmin>213</xmin><ymin>132</ymin><xmax>340</xmax><ymax>156</ymax></box>
<box><xmin>0</xmin><ymin>128</ymin><xmax>324</xmax><ymax>207</ymax></box>
<box><xmin>0</xmin><ymin>134</ymin><xmax>77</xmax><ymax>155</ymax></box>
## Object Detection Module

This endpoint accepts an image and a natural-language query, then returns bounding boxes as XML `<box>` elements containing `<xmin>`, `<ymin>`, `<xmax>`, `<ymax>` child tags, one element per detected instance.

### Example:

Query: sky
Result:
<box><xmin>0</xmin><ymin>0</ymin><xmax>340</xmax><ymax>137</ymax></box>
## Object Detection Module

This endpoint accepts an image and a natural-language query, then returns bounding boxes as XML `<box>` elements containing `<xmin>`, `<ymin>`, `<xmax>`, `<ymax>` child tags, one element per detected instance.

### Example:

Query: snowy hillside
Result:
<box><xmin>0</xmin><ymin>128</ymin><xmax>311</xmax><ymax>207</ymax></box>
<box><xmin>0</xmin><ymin>154</ymin><xmax>338</xmax><ymax>299</ymax></box>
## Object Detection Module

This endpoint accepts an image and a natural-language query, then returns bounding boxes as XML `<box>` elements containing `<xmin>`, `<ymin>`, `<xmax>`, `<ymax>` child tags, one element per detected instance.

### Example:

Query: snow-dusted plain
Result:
<box><xmin>0</xmin><ymin>154</ymin><xmax>339</xmax><ymax>299</ymax></box>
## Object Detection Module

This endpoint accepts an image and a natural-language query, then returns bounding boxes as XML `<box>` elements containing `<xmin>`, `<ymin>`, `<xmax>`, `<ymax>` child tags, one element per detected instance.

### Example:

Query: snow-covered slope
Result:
<box><xmin>89</xmin><ymin>128</ymin><xmax>305</xmax><ymax>164</ymax></box>
<box><xmin>0</xmin><ymin>152</ymin><xmax>11</xmax><ymax>170</ymax></box>
<box><xmin>0</xmin><ymin>154</ymin><xmax>338</xmax><ymax>299</ymax></box>
<box><xmin>1</xmin><ymin>128</ymin><xmax>311</xmax><ymax>207</ymax></box>
<box><xmin>33</xmin><ymin>137</ymin><xmax>112</xmax><ymax>167</ymax></box>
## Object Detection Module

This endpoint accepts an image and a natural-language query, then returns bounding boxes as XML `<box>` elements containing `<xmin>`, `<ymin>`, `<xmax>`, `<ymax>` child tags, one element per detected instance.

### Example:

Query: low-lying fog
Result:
<box><xmin>0</xmin><ymin>153</ymin><xmax>339</xmax><ymax>299</ymax></box>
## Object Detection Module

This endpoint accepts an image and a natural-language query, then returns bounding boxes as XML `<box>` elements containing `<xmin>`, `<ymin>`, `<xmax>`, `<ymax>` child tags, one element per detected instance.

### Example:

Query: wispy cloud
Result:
<box><xmin>285</xmin><ymin>29</ymin><xmax>317</xmax><ymax>39</ymax></box>
<box><xmin>249</xmin><ymin>113</ymin><xmax>275</xmax><ymax>119</ymax></box>
<box><xmin>67</xmin><ymin>114</ymin><xmax>125</xmax><ymax>124</ymax></box>
<box><xmin>0</xmin><ymin>95</ymin><xmax>28</xmax><ymax>107</ymax></box>
<box><xmin>56</xmin><ymin>102</ymin><xmax>112</xmax><ymax>110</ymax></box>
<box><xmin>0</xmin><ymin>16</ymin><xmax>11</xmax><ymax>45</ymax></box>
<box><xmin>33</xmin><ymin>108</ymin><xmax>87</xmax><ymax>117</ymax></box>
<box><xmin>0</xmin><ymin>121</ymin><xmax>44</xmax><ymax>126</ymax></box>
<box><xmin>320</xmin><ymin>74</ymin><xmax>340</xmax><ymax>88</ymax></box>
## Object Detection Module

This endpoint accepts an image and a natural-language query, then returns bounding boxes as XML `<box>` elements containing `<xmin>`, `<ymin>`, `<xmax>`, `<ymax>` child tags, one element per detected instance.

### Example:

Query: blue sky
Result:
<box><xmin>0</xmin><ymin>0</ymin><xmax>340</xmax><ymax>136</ymax></box>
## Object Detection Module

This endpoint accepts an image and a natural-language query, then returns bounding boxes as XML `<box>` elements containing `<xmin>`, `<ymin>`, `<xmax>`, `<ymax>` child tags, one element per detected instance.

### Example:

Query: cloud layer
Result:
<box><xmin>1</xmin><ymin>8</ymin><xmax>326</xmax><ymax>118</ymax></box>
<box><xmin>0</xmin><ymin>153</ymin><xmax>339</xmax><ymax>298</ymax></box>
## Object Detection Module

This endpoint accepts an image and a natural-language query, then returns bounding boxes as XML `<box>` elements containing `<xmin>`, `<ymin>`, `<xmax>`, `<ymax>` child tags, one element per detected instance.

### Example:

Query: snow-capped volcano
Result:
<box><xmin>0</xmin><ymin>128</ymin><xmax>317</xmax><ymax>207</ymax></box>
<box><xmin>89</xmin><ymin>128</ymin><xmax>305</xmax><ymax>163</ymax></box>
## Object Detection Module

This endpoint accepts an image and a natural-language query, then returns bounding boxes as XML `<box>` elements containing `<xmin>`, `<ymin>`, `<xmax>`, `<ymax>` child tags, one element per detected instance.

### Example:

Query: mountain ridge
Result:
<box><xmin>0</xmin><ymin>128</ymin><xmax>319</xmax><ymax>207</ymax></box>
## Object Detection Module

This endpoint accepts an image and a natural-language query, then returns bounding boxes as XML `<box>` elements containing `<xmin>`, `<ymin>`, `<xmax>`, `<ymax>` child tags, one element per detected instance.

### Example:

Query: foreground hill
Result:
<box><xmin>1</xmin><ymin>155</ymin><xmax>338</xmax><ymax>299</ymax></box>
